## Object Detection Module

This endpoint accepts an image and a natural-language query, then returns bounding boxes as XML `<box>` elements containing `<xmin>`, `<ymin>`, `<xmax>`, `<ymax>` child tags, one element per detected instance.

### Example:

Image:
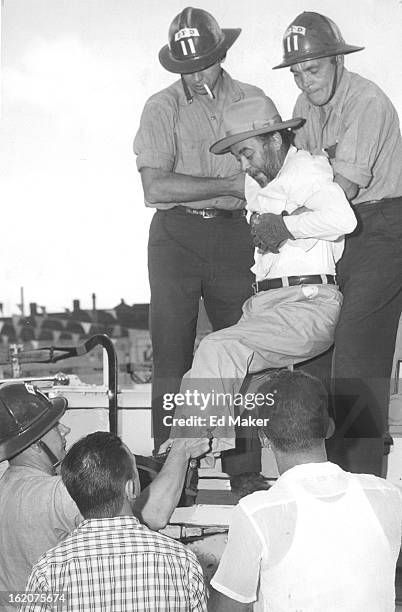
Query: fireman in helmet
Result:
<box><xmin>250</xmin><ymin>11</ymin><xmax>402</xmax><ymax>478</ymax></box>
<box><xmin>0</xmin><ymin>382</ymin><xmax>208</xmax><ymax>596</ymax></box>
<box><xmin>134</xmin><ymin>7</ymin><xmax>269</xmax><ymax>487</ymax></box>
<box><xmin>0</xmin><ymin>383</ymin><xmax>78</xmax><ymax>597</ymax></box>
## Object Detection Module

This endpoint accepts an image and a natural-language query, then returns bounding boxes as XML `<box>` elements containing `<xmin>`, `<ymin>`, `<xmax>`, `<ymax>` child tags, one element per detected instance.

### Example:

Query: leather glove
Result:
<box><xmin>250</xmin><ymin>212</ymin><xmax>295</xmax><ymax>253</ymax></box>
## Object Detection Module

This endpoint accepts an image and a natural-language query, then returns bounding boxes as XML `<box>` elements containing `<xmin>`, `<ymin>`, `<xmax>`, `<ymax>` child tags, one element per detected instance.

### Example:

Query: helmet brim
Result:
<box><xmin>210</xmin><ymin>117</ymin><xmax>305</xmax><ymax>155</ymax></box>
<box><xmin>0</xmin><ymin>395</ymin><xmax>67</xmax><ymax>462</ymax></box>
<box><xmin>273</xmin><ymin>44</ymin><xmax>364</xmax><ymax>69</ymax></box>
<box><xmin>159</xmin><ymin>28</ymin><xmax>241</xmax><ymax>74</ymax></box>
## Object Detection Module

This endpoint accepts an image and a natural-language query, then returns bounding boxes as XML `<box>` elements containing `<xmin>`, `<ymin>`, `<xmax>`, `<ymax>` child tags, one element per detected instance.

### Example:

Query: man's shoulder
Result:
<box><xmin>0</xmin><ymin>465</ymin><xmax>58</xmax><ymax>491</ymax></box>
<box><xmin>239</xmin><ymin>480</ymin><xmax>295</xmax><ymax>516</ymax></box>
<box><xmin>230</xmin><ymin>77</ymin><xmax>266</xmax><ymax>100</ymax></box>
<box><xmin>346</xmin><ymin>71</ymin><xmax>389</xmax><ymax>98</ymax></box>
<box><xmin>139</xmin><ymin>526</ymin><xmax>200</xmax><ymax>563</ymax></box>
<box><xmin>341</xmin><ymin>71</ymin><xmax>394</xmax><ymax>112</ymax></box>
<box><xmin>40</xmin><ymin>520</ymin><xmax>200</xmax><ymax>566</ymax></box>
<box><xmin>285</xmin><ymin>147</ymin><xmax>333</xmax><ymax>181</ymax></box>
<box><xmin>353</xmin><ymin>472</ymin><xmax>402</xmax><ymax>497</ymax></box>
<box><xmin>142</xmin><ymin>80</ymin><xmax>183</xmax><ymax>111</ymax></box>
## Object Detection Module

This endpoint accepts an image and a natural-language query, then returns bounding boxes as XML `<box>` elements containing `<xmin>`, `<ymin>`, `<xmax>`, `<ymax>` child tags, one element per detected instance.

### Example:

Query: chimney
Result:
<box><xmin>73</xmin><ymin>299</ymin><xmax>80</xmax><ymax>313</ymax></box>
<box><xmin>92</xmin><ymin>293</ymin><xmax>96</xmax><ymax>311</ymax></box>
<box><xmin>29</xmin><ymin>302</ymin><xmax>37</xmax><ymax>317</ymax></box>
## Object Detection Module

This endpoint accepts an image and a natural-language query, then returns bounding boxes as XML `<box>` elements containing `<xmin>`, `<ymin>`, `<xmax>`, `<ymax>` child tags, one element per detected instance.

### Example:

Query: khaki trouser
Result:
<box><xmin>171</xmin><ymin>283</ymin><xmax>342</xmax><ymax>451</ymax></box>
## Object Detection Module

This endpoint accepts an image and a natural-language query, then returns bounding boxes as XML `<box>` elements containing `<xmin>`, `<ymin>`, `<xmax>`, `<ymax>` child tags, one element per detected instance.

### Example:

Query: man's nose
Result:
<box><xmin>193</xmin><ymin>72</ymin><xmax>203</xmax><ymax>83</ymax></box>
<box><xmin>241</xmin><ymin>157</ymin><xmax>250</xmax><ymax>172</ymax></box>
<box><xmin>300</xmin><ymin>72</ymin><xmax>313</xmax><ymax>90</ymax></box>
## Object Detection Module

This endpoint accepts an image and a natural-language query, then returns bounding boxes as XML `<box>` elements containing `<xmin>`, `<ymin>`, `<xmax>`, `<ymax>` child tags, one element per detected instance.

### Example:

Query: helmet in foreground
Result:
<box><xmin>0</xmin><ymin>383</ymin><xmax>67</xmax><ymax>462</ymax></box>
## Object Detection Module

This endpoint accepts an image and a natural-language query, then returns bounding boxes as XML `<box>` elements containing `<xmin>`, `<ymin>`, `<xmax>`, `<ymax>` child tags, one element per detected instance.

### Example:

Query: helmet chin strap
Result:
<box><xmin>328</xmin><ymin>56</ymin><xmax>342</xmax><ymax>103</ymax></box>
<box><xmin>37</xmin><ymin>440</ymin><xmax>62</xmax><ymax>473</ymax></box>
<box><xmin>181</xmin><ymin>75</ymin><xmax>193</xmax><ymax>104</ymax></box>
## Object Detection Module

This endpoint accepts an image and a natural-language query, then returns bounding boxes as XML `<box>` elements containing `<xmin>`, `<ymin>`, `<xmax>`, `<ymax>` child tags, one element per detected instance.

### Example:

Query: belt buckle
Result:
<box><xmin>252</xmin><ymin>281</ymin><xmax>258</xmax><ymax>294</ymax></box>
<box><xmin>201</xmin><ymin>208</ymin><xmax>216</xmax><ymax>219</ymax></box>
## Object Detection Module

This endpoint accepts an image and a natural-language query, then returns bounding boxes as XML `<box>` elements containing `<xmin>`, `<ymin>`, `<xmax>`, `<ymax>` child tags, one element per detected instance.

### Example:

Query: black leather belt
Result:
<box><xmin>252</xmin><ymin>274</ymin><xmax>336</xmax><ymax>293</ymax></box>
<box><xmin>180</xmin><ymin>207</ymin><xmax>247</xmax><ymax>219</ymax></box>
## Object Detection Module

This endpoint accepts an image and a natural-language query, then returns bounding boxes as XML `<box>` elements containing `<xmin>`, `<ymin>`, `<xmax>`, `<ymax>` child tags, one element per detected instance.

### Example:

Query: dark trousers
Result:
<box><xmin>148</xmin><ymin>208</ymin><xmax>261</xmax><ymax>473</ymax></box>
<box><xmin>327</xmin><ymin>198</ymin><xmax>402</xmax><ymax>476</ymax></box>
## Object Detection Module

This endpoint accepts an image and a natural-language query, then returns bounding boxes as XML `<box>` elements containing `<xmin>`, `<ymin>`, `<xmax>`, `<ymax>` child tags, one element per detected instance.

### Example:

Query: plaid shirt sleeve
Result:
<box><xmin>19</xmin><ymin>563</ymin><xmax>52</xmax><ymax>612</ymax></box>
<box><xmin>187</xmin><ymin>549</ymin><xmax>208</xmax><ymax>611</ymax></box>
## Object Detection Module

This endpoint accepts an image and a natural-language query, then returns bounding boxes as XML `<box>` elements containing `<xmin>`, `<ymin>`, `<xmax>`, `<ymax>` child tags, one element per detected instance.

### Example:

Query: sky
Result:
<box><xmin>1</xmin><ymin>0</ymin><xmax>401</xmax><ymax>315</ymax></box>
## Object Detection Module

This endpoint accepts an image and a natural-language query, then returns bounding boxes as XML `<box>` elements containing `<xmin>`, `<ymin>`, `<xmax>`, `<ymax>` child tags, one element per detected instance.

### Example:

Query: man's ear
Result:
<box><xmin>31</xmin><ymin>442</ymin><xmax>43</xmax><ymax>455</ymax></box>
<box><xmin>326</xmin><ymin>417</ymin><xmax>335</xmax><ymax>439</ymax></box>
<box><xmin>271</xmin><ymin>131</ymin><xmax>283</xmax><ymax>151</ymax></box>
<box><xmin>258</xmin><ymin>429</ymin><xmax>271</xmax><ymax>449</ymax></box>
<box><xmin>263</xmin><ymin>132</ymin><xmax>282</xmax><ymax>154</ymax></box>
<box><xmin>125</xmin><ymin>479</ymin><xmax>136</xmax><ymax>502</ymax></box>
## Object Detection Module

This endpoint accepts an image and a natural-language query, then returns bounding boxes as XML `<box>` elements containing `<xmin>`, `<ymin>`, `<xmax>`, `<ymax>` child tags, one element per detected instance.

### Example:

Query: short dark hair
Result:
<box><xmin>258</xmin><ymin>370</ymin><xmax>329</xmax><ymax>452</ymax></box>
<box><xmin>61</xmin><ymin>431</ymin><xmax>134</xmax><ymax>518</ymax></box>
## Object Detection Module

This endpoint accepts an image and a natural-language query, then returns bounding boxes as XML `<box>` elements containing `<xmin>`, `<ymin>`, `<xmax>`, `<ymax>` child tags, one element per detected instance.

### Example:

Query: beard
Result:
<box><xmin>247</xmin><ymin>162</ymin><xmax>278</xmax><ymax>188</ymax></box>
<box><xmin>247</xmin><ymin>169</ymin><xmax>269</xmax><ymax>187</ymax></box>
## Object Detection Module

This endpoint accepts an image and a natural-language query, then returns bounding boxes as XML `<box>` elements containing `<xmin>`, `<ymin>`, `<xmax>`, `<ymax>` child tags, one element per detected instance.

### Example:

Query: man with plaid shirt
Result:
<box><xmin>20</xmin><ymin>432</ymin><xmax>207</xmax><ymax>612</ymax></box>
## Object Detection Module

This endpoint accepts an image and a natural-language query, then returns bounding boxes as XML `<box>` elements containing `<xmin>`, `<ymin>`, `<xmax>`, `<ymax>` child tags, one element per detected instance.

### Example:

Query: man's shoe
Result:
<box><xmin>230</xmin><ymin>472</ymin><xmax>270</xmax><ymax>500</ymax></box>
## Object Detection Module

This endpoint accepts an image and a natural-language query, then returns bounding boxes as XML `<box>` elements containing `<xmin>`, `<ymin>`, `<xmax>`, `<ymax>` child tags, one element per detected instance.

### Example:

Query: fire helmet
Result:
<box><xmin>159</xmin><ymin>7</ymin><xmax>241</xmax><ymax>74</ymax></box>
<box><xmin>273</xmin><ymin>12</ymin><xmax>364</xmax><ymax>69</ymax></box>
<box><xmin>0</xmin><ymin>382</ymin><xmax>67</xmax><ymax>462</ymax></box>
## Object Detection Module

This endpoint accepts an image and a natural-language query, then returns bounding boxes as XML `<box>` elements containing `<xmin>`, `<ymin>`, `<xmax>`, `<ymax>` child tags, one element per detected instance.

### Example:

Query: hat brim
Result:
<box><xmin>210</xmin><ymin>117</ymin><xmax>305</xmax><ymax>155</ymax></box>
<box><xmin>159</xmin><ymin>28</ymin><xmax>241</xmax><ymax>74</ymax></box>
<box><xmin>273</xmin><ymin>44</ymin><xmax>364</xmax><ymax>69</ymax></box>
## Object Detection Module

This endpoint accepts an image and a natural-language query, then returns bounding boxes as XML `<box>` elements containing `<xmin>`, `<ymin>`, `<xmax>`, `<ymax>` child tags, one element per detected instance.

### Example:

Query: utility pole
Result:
<box><xmin>17</xmin><ymin>286</ymin><xmax>25</xmax><ymax>317</ymax></box>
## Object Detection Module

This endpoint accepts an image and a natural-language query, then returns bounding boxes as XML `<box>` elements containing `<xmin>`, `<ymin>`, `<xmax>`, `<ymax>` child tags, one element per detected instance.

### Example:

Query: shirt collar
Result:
<box><xmin>77</xmin><ymin>515</ymin><xmax>141</xmax><ymax>532</ymax></box>
<box><xmin>325</xmin><ymin>67</ymin><xmax>351</xmax><ymax>115</ymax></box>
<box><xmin>274</xmin><ymin>145</ymin><xmax>297</xmax><ymax>180</ymax></box>
<box><xmin>177</xmin><ymin>69</ymin><xmax>242</xmax><ymax>106</ymax></box>
<box><xmin>279</xmin><ymin>461</ymin><xmax>344</xmax><ymax>485</ymax></box>
<box><xmin>7</xmin><ymin>464</ymin><xmax>53</xmax><ymax>477</ymax></box>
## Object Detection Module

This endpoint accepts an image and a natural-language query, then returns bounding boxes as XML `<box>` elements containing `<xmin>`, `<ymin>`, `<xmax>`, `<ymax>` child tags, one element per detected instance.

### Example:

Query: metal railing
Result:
<box><xmin>0</xmin><ymin>334</ymin><xmax>118</xmax><ymax>434</ymax></box>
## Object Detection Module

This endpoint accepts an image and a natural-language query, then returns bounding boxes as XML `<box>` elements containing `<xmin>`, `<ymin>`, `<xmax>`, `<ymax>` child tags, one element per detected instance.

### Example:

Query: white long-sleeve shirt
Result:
<box><xmin>245</xmin><ymin>146</ymin><xmax>357</xmax><ymax>280</ymax></box>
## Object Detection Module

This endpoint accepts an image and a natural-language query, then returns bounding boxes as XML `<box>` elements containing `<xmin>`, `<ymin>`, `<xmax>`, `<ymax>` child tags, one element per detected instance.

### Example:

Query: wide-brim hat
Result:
<box><xmin>159</xmin><ymin>7</ymin><xmax>241</xmax><ymax>74</ymax></box>
<box><xmin>210</xmin><ymin>96</ymin><xmax>305</xmax><ymax>155</ymax></box>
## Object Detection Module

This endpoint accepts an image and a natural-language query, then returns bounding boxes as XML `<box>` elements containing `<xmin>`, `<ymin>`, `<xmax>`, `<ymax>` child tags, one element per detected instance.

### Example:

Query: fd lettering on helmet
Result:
<box><xmin>174</xmin><ymin>28</ymin><xmax>200</xmax><ymax>41</ymax></box>
<box><xmin>175</xmin><ymin>27</ymin><xmax>199</xmax><ymax>56</ymax></box>
<box><xmin>285</xmin><ymin>25</ymin><xmax>306</xmax><ymax>36</ymax></box>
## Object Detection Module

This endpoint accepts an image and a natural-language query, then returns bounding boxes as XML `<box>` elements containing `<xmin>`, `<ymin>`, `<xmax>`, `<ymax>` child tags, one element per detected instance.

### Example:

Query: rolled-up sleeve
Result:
<box><xmin>211</xmin><ymin>505</ymin><xmax>263</xmax><ymax>604</ymax></box>
<box><xmin>134</xmin><ymin>100</ymin><xmax>176</xmax><ymax>172</ymax></box>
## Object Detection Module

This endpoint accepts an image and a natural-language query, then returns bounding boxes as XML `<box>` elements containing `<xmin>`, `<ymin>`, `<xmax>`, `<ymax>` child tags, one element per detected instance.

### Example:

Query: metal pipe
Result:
<box><xmin>82</xmin><ymin>335</ymin><xmax>118</xmax><ymax>434</ymax></box>
<box><xmin>0</xmin><ymin>374</ymin><xmax>69</xmax><ymax>385</ymax></box>
<box><xmin>0</xmin><ymin>334</ymin><xmax>119</xmax><ymax>435</ymax></box>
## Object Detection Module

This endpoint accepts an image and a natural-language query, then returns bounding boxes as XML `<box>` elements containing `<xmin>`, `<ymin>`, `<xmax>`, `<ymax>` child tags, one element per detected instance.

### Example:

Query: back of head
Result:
<box><xmin>258</xmin><ymin>370</ymin><xmax>329</xmax><ymax>452</ymax></box>
<box><xmin>61</xmin><ymin>431</ymin><xmax>134</xmax><ymax>519</ymax></box>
